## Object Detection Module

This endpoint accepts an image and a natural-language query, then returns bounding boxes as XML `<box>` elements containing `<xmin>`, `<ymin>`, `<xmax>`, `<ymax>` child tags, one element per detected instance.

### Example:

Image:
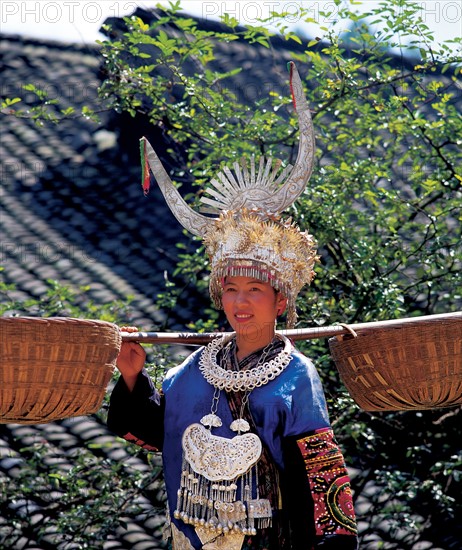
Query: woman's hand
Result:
<box><xmin>117</xmin><ymin>326</ymin><xmax>146</xmax><ymax>392</ymax></box>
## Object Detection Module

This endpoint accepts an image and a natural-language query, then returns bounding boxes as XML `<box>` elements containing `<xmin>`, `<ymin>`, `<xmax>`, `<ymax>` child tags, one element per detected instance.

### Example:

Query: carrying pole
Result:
<box><xmin>120</xmin><ymin>311</ymin><xmax>462</xmax><ymax>345</ymax></box>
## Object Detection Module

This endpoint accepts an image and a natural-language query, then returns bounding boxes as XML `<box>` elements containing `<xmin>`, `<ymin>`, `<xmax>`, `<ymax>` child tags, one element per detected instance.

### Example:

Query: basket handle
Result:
<box><xmin>336</xmin><ymin>323</ymin><xmax>358</xmax><ymax>340</ymax></box>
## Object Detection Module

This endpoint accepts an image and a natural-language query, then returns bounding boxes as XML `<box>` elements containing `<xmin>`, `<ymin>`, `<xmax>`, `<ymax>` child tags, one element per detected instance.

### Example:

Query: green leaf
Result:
<box><xmin>22</xmin><ymin>83</ymin><xmax>47</xmax><ymax>99</ymax></box>
<box><xmin>1</xmin><ymin>97</ymin><xmax>21</xmax><ymax>108</ymax></box>
<box><xmin>60</xmin><ymin>106</ymin><xmax>75</xmax><ymax>116</ymax></box>
<box><xmin>286</xmin><ymin>33</ymin><xmax>302</xmax><ymax>45</ymax></box>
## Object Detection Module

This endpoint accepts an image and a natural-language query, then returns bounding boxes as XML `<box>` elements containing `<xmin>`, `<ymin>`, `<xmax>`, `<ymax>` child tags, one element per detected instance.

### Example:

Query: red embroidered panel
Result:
<box><xmin>296</xmin><ymin>428</ymin><xmax>357</xmax><ymax>536</ymax></box>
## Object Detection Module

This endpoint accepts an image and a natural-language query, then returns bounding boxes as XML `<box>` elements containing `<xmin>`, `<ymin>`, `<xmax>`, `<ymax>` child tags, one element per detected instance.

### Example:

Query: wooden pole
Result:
<box><xmin>120</xmin><ymin>311</ymin><xmax>462</xmax><ymax>345</ymax></box>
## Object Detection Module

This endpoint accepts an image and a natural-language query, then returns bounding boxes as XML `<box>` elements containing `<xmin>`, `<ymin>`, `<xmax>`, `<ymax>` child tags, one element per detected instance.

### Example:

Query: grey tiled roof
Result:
<box><xmin>1</xmin><ymin>33</ymin><xmax>205</xmax><ymax>332</ymax></box>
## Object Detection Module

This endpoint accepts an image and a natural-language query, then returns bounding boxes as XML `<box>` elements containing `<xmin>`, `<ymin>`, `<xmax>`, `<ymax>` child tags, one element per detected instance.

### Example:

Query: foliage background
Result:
<box><xmin>1</xmin><ymin>0</ymin><xmax>461</xmax><ymax>548</ymax></box>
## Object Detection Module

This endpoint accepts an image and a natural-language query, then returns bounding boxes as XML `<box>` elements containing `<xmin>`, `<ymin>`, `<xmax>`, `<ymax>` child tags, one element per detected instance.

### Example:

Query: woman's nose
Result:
<box><xmin>235</xmin><ymin>291</ymin><xmax>249</xmax><ymax>305</ymax></box>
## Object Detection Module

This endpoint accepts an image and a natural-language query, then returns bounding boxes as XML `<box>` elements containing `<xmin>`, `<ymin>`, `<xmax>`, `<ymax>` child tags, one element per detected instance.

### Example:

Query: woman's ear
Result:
<box><xmin>277</xmin><ymin>294</ymin><xmax>288</xmax><ymax>316</ymax></box>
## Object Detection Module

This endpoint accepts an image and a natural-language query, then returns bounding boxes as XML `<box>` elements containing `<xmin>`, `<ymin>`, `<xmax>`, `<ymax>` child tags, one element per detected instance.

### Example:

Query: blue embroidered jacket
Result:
<box><xmin>108</xmin><ymin>345</ymin><xmax>358</xmax><ymax>549</ymax></box>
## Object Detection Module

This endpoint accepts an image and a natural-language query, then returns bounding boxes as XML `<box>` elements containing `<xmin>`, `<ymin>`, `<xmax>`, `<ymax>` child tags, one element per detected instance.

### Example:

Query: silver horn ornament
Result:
<box><xmin>140</xmin><ymin>62</ymin><xmax>315</xmax><ymax>237</ymax></box>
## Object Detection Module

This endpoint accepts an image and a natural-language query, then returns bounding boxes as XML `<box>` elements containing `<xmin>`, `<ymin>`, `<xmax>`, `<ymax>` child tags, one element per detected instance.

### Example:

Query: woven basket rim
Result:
<box><xmin>0</xmin><ymin>314</ymin><xmax>118</xmax><ymax>325</ymax></box>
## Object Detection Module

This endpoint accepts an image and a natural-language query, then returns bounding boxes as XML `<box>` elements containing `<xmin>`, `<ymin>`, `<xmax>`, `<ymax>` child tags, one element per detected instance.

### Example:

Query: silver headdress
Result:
<box><xmin>141</xmin><ymin>62</ymin><xmax>318</xmax><ymax>327</ymax></box>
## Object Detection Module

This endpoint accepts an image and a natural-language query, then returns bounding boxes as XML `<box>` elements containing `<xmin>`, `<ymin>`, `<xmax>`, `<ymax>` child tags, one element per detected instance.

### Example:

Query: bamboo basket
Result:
<box><xmin>328</xmin><ymin>314</ymin><xmax>462</xmax><ymax>411</ymax></box>
<box><xmin>0</xmin><ymin>317</ymin><xmax>121</xmax><ymax>424</ymax></box>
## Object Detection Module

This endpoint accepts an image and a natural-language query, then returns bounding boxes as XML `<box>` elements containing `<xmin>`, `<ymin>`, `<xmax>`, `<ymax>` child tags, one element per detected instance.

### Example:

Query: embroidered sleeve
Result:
<box><xmin>296</xmin><ymin>428</ymin><xmax>358</xmax><ymax>545</ymax></box>
<box><xmin>107</xmin><ymin>369</ymin><xmax>165</xmax><ymax>452</ymax></box>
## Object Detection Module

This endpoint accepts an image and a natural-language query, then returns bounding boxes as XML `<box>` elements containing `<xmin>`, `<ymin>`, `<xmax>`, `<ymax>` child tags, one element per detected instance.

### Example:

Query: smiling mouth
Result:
<box><xmin>235</xmin><ymin>313</ymin><xmax>252</xmax><ymax>321</ymax></box>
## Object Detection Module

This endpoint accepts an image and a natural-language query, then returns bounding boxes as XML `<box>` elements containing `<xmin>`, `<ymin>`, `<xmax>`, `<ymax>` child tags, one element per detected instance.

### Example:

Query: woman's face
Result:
<box><xmin>221</xmin><ymin>276</ymin><xmax>287</xmax><ymax>344</ymax></box>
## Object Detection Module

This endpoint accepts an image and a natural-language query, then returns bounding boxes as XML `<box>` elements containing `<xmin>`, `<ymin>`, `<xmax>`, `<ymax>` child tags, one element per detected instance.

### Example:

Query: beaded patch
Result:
<box><xmin>297</xmin><ymin>428</ymin><xmax>357</xmax><ymax>536</ymax></box>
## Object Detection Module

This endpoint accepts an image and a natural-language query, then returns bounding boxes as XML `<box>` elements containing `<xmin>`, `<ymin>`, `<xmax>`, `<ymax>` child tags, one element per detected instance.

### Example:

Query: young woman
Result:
<box><xmin>108</xmin><ymin>232</ymin><xmax>358</xmax><ymax>549</ymax></box>
<box><xmin>108</xmin><ymin>62</ymin><xmax>359</xmax><ymax>549</ymax></box>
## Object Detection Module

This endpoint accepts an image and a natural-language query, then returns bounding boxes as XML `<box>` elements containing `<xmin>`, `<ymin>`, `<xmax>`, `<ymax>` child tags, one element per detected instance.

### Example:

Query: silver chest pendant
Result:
<box><xmin>174</xmin><ymin>410</ymin><xmax>272</xmax><ymax>548</ymax></box>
